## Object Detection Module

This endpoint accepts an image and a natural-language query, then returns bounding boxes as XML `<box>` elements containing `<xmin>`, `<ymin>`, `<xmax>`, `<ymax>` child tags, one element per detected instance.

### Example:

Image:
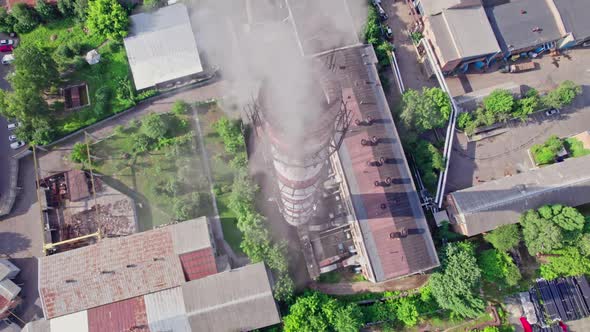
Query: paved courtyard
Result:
<box><xmin>447</xmin><ymin>102</ymin><xmax>590</xmax><ymax>192</ymax></box>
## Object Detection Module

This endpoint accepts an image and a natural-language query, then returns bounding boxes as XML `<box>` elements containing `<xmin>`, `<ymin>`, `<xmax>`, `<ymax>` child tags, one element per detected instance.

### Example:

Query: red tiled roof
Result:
<box><xmin>179</xmin><ymin>248</ymin><xmax>217</xmax><ymax>281</ymax></box>
<box><xmin>0</xmin><ymin>294</ymin><xmax>9</xmax><ymax>314</ymax></box>
<box><xmin>87</xmin><ymin>297</ymin><xmax>149</xmax><ymax>332</ymax></box>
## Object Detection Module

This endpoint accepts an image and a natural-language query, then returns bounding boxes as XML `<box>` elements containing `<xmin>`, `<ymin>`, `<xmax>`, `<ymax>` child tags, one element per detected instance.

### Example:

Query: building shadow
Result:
<box><xmin>0</xmin><ymin>233</ymin><xmax>31</xmax><ymax>257</ymax></box>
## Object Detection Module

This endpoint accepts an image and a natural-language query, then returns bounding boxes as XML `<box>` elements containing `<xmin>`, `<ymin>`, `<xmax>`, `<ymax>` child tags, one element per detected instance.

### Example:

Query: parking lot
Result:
<box><xmin>447</xmin><ymin>102</ymin><xmax>590</xmax><ymax>192</ymax></box>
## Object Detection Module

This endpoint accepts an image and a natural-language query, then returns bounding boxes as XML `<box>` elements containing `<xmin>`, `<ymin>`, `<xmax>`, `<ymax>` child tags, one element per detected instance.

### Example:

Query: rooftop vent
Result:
<box><xmin>380</xmin><ymin>203</ymin><xmax>387</xmax><ymax>210</ymax></box>
<box><xmin>389</xmin><ymin>228</ymin><xmax>408</xmax><ymax>239</ymax></box>
<box><xmin>153</xmin><ymin>257</ymin><xmax>165</xmax><ymax>262</ymax></box>
<box><xmin>126</xmin><ymin>264</ymin><xmax>137</xmax><ymax>268</ymax></box>
<box><xmin>101</xmin><ymin>270</ymin><xmax>115</xmax><ymax>275</ymax></box>
<box><xmin>65</xmin><ymin>279</ymin><xmax>77</xmax><ymax>284</ymax></box>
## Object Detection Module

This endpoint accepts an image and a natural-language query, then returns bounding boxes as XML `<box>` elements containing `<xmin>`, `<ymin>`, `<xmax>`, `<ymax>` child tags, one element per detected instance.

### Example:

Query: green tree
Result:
<box><xmin>578</xmin><ymin>233</ymin><xmax>590</xmax><ymax>257</ymax></box>
<box><xmin>172</xmin><ymin>100</ymin><xmax>189</xmax><ymax>115</ymax></box>
<box><xmin>478</xmin><ymin>249</ymin><xmax>521</xmax><ymax>287</ymax></box>
<box><xmin>132</xmin><ymin>133</ymin><xmax>151</xmax><ymax>153</ymax></box>
<box><xmin>212</xmin><ymin>117</ymin><xmax>245</xmax><ymax>155</ymax></box>
<box><xmin>86</xmin><ymin>0</ymin><xmax>129</xmax><ymax>40</ymax></box>
<box><xmin>483</xmin><ymin>89</ymin><xmax>514</xmax><ymax>116</ymax></box>
<box><xmin>11</xmin><ymin>45</ymin><xmax>58</xmax><ymax>92</ymax></box>
<box><xmin>141</xmin><ymin>113</ymin><xmax>169</xmax><ymax>140</ymax></box>
<box><xmin>540</xmin><ymin>246</ymin><xmax>590</xmax><ymax>280</ymax></box>
<box><xmin>521</xmin><ymin>209</ymin><xmax>564</xmax><ymax>255</ymax></box>
<box><xmin>142</xmin><ymin>0</ymin><xmax>162</xmax><ymax>10</ymax></box>
<box><xmin>530</xmin><ymin>135</ymin><xmax>564</xmax><ymax>165</ymax></box>
<box><xmin>70</xmin><ymin>142</ymin><xmax>90</xmax><ymax>164</ymax></box>
<box><xmin>73</xmin><ymin>0</ymin><xmax>88</xmax><ymax>21</ymax></box>
<box><xmin>429</xmin><ymin>242</ymin><xmax>485</xmax><ymax>318</ymax></box>
<box><xmin>400</xmin><ymin>87</ymin><xmax>450</xmax><ymax>133</ymax></box>
<box><xmin>57</xmin><ymin>0</ymin><xmax>75</xmax><ymax>16</ymax></box>
<box><xmin>395</xmin><ymin>297</ymin><xmax>419</xmax><ymax>327</ymax></box>
<box><xmin>283</xmin><ymin>292</ymin><xmax>363</xmax><ymax>332</ymax></box>
<box><xmin>428</xmin><ymin>144</ymin><xmax>445</xmax><ymax>171</ymax></box>
<box><xmin>11</xmin><ymin>3</ymin><xmax>40</xmax><ymax>33</ymax></box>
<box><xmin>542</xmin><ymin>80</ymin><xmax>582</xmax><ymax>109</ymax></box>
<box><xmin>172</xmin><ymin>197</ymin><xmax>192</xmax><ymax>220</ymax></box>
<box><xmin>538</xmin><ymin>204</ymin><xmax>585</xmax><ymax>231</ymax></box>
<box><xmin>273</xmin><ymin>273</ymin><xmax>295</xmax><ymax>303</ymax></box>
<box><xmin>514</xmin><ymin>89</ymin><xmax>540</xmax><ymax>120</ymax></box>
<box><xmin>0</xmin><ymin>8</ymin><xmax>16</xmax><ymax>33</ymax></box>
<box><xmin>484</xmin><ymin>224</ymin><xmax>521</xmax><ymax>252</ymax></box>
<box><xmin>457</xmin><ymin>112</ymin><xmax>473</xmax><ymax>130</ymax></box>
<box><xmin>35</xmin><ymin>0</ymin><xmax>58</xmax><ymax>22</ymax></box>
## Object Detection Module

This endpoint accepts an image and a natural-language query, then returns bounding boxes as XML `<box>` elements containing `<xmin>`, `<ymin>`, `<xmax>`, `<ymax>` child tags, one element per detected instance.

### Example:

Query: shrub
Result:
<box><xmin>12</xmin><ymin>3</ymin><xmax>40</xmax><ymax>33</ymax></box>
<box><xmin>35</xmin><ymin>0</ymin><xmax>58</xmax><ymax>22</ymax></box>
<box><xmin>530</xmin><ymin>135</ymin><xmax>563</xmax><ymax>165</ymax></box>
<box><xmin>478</xmin><ymin>249</ymin><xmax>521</xmax><ymax>287</ymax></box>
<box><xmin>172</xmin><ymin>100</ymin><xmax>189</xmax><ymax>115</ymax></box>
<box><xmin>141</xmin><ymin>113</ymin><xmax>169</xmax><ymax>140</ymax></box>
<box><xmin>483</xmin><ymin>89</ymin><xmax>515</xmax><ymax>115</ymax></box>
<box><xmin>57</xmin><ymin>0</ymin><xmax>75</xmax><ymax>17</ymax></box>
<box><xmin>0</xmin><ymin>8</ymin><xmax>16</xmax><ymax>33</ymax></box>
<box><xmin>70</xmin><ymin>142</ymin><xmax>89</xmax><ymax>164</ymax></box>
<box><xmin>93</xmin><ymin>87</ymin><xmax>112</xmax><ymax>116</ymax></box>
<box><xmin>542</xmin><ymin>80</ymin><xmax>582</xmax><ymax>109</ymax></box>
<box><xmin>457</xmin><ymin>112</ymin><xmax>473</xmax><ymax>130</ymax></box>
<box><xmin>135</xmin><ymin>89</ymin><xmax>158</xmax><ymax>102</ymax></box>
<box><xmin>132</xmin><ymin>133</ymin><xmax>151</xmax><ymax>153</ymax></box>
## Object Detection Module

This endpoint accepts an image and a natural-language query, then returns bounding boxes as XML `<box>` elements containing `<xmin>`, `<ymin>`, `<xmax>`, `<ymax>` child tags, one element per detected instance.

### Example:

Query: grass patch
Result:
<box><xmin>564</xmin><ymin>137</ymin><xmax>590</xmax><ymax>158</ymax></box>
<box><xmin>19</xmin><ymin>19</ymin><xmax>134</xmax><ymax>138</ymax></box>
<box><xmin>199</xmin><ymin>104</ymin><xmax>245</xmax><ymax>255</ymax></box>
<box><xmin>92</xmin><ymin>113</ymin><xmax>214</xmax><ymax>230</ymax></box>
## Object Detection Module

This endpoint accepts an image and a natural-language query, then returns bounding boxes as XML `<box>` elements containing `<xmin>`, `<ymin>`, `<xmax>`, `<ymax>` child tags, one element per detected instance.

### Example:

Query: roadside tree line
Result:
<box><xmin>213</xmin><ymin>116</ymin><xmax>295</xmax><ymax>302</ymax></box>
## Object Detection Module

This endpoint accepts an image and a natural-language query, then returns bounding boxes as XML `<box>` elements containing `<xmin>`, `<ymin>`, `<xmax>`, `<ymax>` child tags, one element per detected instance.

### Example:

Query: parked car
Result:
<box><xmin>376</xmin><ymin>4</ymin><xmax>388</xmax><ymax>20</ymax></box>
<box><xmin>0</xmin><ymin>40</ymin><xmax>14</xmax><ymax>45</ymax></box>
<box><xmin>384</xmin><ymin>25</ymin><xmax>393</xmax><ymax>39</ymax></box>
<box><xmin>7</xmin><ymin>122</ymin><xmax>19</xmax><ymax>130</ymax></box>
<box><xmin>1</xmin><ymin>54</ymin><xmax>14</xmax><ymax>65</ymax></box>
<box><xmin>545</xmin><ymin>108</ymin><xmax>560</xmax><ymax>116</ymax></box>
<box><xmin>0</xmin><ymin>45</ymin><xmax>13</xmax><ymax>52</ymax></box>
<box><xmin>8</xmin><ymin>135</ymin><xmax>16</xmax><ymax>142</ymax></box>
<box><xmin>10</xmin><ymin>141</ymin><xmax>24</xmax><ymax>150</ymax></box>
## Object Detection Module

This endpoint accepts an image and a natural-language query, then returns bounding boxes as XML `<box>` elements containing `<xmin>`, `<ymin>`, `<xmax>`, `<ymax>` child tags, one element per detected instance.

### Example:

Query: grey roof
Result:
<box><xmin>419</xmin><ymin>0</ymin><xmax>465</xmax><ymax>16</ymax></box>
<box><xmin>182</xmin><ymin>262</ymin><xmax>280</xmax><ymax>332</ymax></box>
<box><xmin>22</xmin><ymin>319</ymin><xmax>50</xmax><ymax>332</ymax></box>
<box><xmin>486</xmin><ymin>0</ymin><xmax>564</xmax><ymax>52</ymax></box>
<box><xmin>448</xmin><ymin>154</ymin><xmax>590</xmax><ymax>236</ymax></box>
<box><xmin>124</xmin><ymin>4</ymin><xmax>203</xmax><ymax>90</ymax></box>
<box><xmin>287</xmin><ymin>0</ymin><xmax>359</xmax><ymax>55</ymax></box>
<box><xmin>144</xmin><ymin>287</ymin><xmax>191</xmax><ymax>332</ymax></box>
<box><xmin>170</xmin><ymin>217</ymin><xmax>213</xmax><ymax>255</ymax></box>
<box><xmin>0</xmin><ymin>259</ymin><xmax>19</xmax><ymax>280</ymax></box>
<box><xmin>428</xmin><ymin>6</ymin><xmax>500</xmax><ymax>63</ymax></box>
<box><xmin>553</xmin><ymin>0</ymin><xmax>590</xmax><ymax>42</ymax></box>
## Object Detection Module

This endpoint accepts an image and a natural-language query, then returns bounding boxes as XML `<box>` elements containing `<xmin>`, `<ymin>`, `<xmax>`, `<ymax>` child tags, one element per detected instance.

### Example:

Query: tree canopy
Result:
<box><xmin>483</xmin><ymin>89</ymin><xmax>514</xmax><ymax>116</ymax></box>
<box><xmin>141</xmin><ymin>113</ymin><xmax>169</xmax><ymax>140</ymax></box>
<box><xmin>283</xmin><ymin>292</ymin><xmax>364</xmax><ymax>332</ymax></box>
<box><xmin>521</xmin><ymin>209</ymin><xmax>564</xmax><ymax>255</ymax></box>
<box><xmin>400</xmin><ymin>87</ymin><xmax>451</xmax><ymax>133</ymax></box>
<box><xmin>429</xmin><ymin>242</ymin><xmax>486</xmax><ymax>318</ymax></box>
<box><xmin>11</xmin><ymin>44</ymin><xmax>58</xmax><ymax>92</ymax></box>
<box><xmin>86</xmin><ymin>0</ymin><xmax>129</xmax><ymax>40</ymax></box>
<box><xmin>11</xmin><ymin>3</ymin><xmax>40</xmax><ymax>33</ymax></box>
<box><xmin>483</xmin><ymin>224</ymin><xmax>521</xmax><ymax>252</ymax></box>
<box><xmin>542</xmin><ymin>80</ymin><xmax>582</xmax><ymax>109</ymax></box>
<box><xmin>478</xmin><ymin>249</ymin><xmax>521</xmax><ymax>287</ymax></box>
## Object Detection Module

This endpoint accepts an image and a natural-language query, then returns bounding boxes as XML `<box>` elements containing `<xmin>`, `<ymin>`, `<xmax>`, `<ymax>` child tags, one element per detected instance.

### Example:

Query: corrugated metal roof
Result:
<box><xmin>553</xmin><ymin>0</ymin><xmax>590</xmax><ymax>42</ymax></box>
<box><xmin>325</xmin><ymin>45</ymin><xmax>439</xmax><ymax>281</ymax></box>
<box><xmin>0</xmin><ymin>259</ymin><xmax>19</xmax><ymax>280</ymax></box>
<box><xmin>179</xmin><ymin>248</ymin><xmax>217</xmax><ymax>281</ymax></box>
<box><xmin>50</xmin><ymin>310</ymin><xmax>88</xmax><ymax>332</ymax></box>
<box><xmin>124</xmin><ymin>4</ymin><xmax>203</xmax><ymax>90</ymax></box>
<box><xmin>442</xmin><ymin>7</ymin><xmax>500</xmax><ymax>58</ymax></box>
<box><xmin>87</xmin><ymin>297</ymin><xmax>148</xmax><ymax>332</ymax></box>
<box><xmin>486</xmin><ymin>0</ymin><xmax>563</xmax><ymax>52</ymax></box>
<box><xmin>419</xmin><ymin>0</ymin><xmax>464</xmax><ymax>16</ymax></box>
<box><xmin>182</xmin><ymin>262</ymin><xmax>280</xmax><ymax>332</ymax></box>
<box><xmin>39</xmin><ymin>228</ymin><xmax>185</xmax><ymax>319</ymax></box>
<box><xmin>22</xmin><ymin>319</ymin><xmax>50</xmax><ymax>332</ymax></box>
<box><xmin>0</xmin><ymin>279</ymin><xmax>20</xmax><ymax>302</ymax></box>
<box><xmin>170</xmin><ymin>217</ymin><xmax>213</xmax><ymax>255</ymax></box>
<box><xmin>449</xmin><ymin>154</ymin><xmax>590</xmax><ymax>236</ymax></box>
<box><xmin>144</xmin><ymin>287</ymin><xmax>190</xmax><ymax>332</ymax></box>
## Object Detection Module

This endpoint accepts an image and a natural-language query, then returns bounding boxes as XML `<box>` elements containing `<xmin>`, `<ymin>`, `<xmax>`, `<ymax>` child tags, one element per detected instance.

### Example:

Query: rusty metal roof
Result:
<box><xmin>179</xmin><ymin>248</ymin><xmax>217</xmax><ymax>281</ymax></box>
<box><xmin>39</xmin><ymin>228</ymin><xmax>185</xmax><ymax>319</ymax></box>
<box><xmin>87</xmin><ymin>297</ymin><xmax>149</xmax><ymax>332</ymax></box>
<box><xmin>322</xmin><ymin>45</ymin><xmax>439</xmax><ymax>281</ymax></box>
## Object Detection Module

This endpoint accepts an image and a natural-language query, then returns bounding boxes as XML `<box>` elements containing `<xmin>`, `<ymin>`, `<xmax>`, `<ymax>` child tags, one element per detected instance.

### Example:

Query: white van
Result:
<box><xmin>2</xmin><ymin>54</ymin><xmax>14</xmax><ymax>65</ymax></box>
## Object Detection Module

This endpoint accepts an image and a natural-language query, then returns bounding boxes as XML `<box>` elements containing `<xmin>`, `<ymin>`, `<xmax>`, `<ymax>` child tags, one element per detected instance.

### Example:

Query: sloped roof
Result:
<box><xmin>87</xmin><ymin>296</ymin><xmax>148</xmax><ymax>332</ymax></box>
<box><xmin>38</xmin><ymin>218</ymin><xmax>214</xmax><ymax>319</ymax></box>
<box><xmin>553</xmin><ymin>0</ymin><xmax>590</xmax><ymax>42</ymax></box>
<box><xmin>486</xmin><ymin>0</ymin><xmax>564</xmax><ymax>52</ymax></box>
<box><xmin>65</xmin><ymin>170</ymin><xmax>89</xmax><ymax>202</ymax></box>
<box><xmin>124</xmin><ymin>4</ymin><xmax>203</xmax><ymax>90</ymax></box>
<box><xmin>323</xmin><ymin>45</ymin><xmax>439</xmax><ymax>281</ymax></box>
<box><xmin>182</xmin><ymin>262</ymin><xmax>280</xmax><ymax>332</ymax></box>
<box><xmin>448</xmin><ymin>154</ymin><xmax>590</xmax><ymax>236</ymax></box>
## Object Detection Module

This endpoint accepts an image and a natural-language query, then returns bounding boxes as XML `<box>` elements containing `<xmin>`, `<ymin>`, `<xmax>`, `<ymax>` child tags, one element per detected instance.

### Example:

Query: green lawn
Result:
<box><xmin>564</xmin><ymin>137</ymin><xmax>590</xmax><ymax>158</ymax></box>
<box><xmin>19</xmin><ymin>19</ymin><xmax>134</xmax><ymax>137</ymax></box>
<box><xmin>91</xmin><ymin>113</ymin><xmax>214</xmax><ymax>231</ymax></box>
<box><xmin>199</xmin><ymin>104</ymin><xmax>245</xmax><ymax>255</ymax></box>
